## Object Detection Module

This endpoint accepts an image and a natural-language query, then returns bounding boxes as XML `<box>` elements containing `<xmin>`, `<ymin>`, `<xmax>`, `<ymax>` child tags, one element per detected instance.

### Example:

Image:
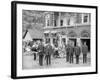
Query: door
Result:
<box><xmin>81</xmin><ymin>39</ymin><xmax>90</xmax><ymax>52</ymax></box>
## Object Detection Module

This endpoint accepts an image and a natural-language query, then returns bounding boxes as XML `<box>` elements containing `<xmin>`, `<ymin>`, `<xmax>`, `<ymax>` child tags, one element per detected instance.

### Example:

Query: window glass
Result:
<box><xmin>47</xmin><ymin>20</ymin><xmax>50</xmax><ymax>26</ymax></box>
<box><xmin>84</xmin><ymin>15</ymin><xmax>88</xmax><ymax>23</ymax></box>
<box><xmin>60</xmin><ymin>20</ymin><xmax>63</xmax><ymax>26</ymax></box>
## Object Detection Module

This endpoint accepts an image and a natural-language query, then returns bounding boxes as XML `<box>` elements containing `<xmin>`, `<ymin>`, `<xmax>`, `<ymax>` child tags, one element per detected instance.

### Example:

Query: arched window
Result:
<box><xmin>81</xmin><ymin>30</ymin><xmax>90</xmax><ymax>37</ymax></box>
<box><xmin>68</xmin><ymin>31</ymin><xmax>77</xmax><ymax>37</ymax></box>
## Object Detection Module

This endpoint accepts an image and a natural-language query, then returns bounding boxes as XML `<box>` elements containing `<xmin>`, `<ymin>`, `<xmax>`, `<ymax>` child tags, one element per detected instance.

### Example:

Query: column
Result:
<box><xmin>89</xmin><ymin>13</ymin><xmax>91</xmax><ymax>23</ymax></box>
<box><xmin>45</xmin><ymin>17</ymin><xmax>47</xmax><ymax>27</ymax></box>
<box><xmin>58</xmin><ymin>33</ymin><xmax>62</xmax><ymax>47</ymax></box>
<box><xmin>66</xmin><ymin>37</ymin><xmax>68</xmax><ymax>45</ymax></box>
<box><xmin>87</xmin><ymin>13</ymin><xmax>90</xmax><ymax>23</ymax></box>
<box><xmin>49</xmin><ymin>32</ymin><xmax>53</xmax><ymax>46</ymax></box>
<box><xmin>44</xmin><ymin>36</ymin><xmax>46</xmax><ymax>44</ymax></box>
<box><xmin>81</xmin><ymin>13</ymin><xmax>84</xmax><ymax>24</ymax></box>
<box><xmin>65</xmin><ymin>32</ymin><xmax>69</xmax><ymax>45</ymax></box>
<box><xmin>77</xmin><ymin>38</ymin><xmax>81</xmax><ymax>47</ymax></box>
<box><xmin>45</xmin><ymin>14</ymin><xmax>48</xmax><ymax>27</ymax></box>
<box><xmin>58</xmin><ymin>12</ymin><xmax>61</xmax><ymax>26</ymax></box>
<box><xmin>50</xmin><ymin>38</ymin><xmax>53</xmax><ymax>46</ymax></box>
<box><xmin>52</xmin><ymin>12</ymin><xmax>55</xmax><ymax>27</ymax></box>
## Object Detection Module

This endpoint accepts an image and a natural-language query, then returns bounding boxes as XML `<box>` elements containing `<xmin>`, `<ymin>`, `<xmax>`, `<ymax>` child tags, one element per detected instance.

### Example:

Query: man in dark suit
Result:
<box><xmin>31</xmin><ymin>46</ymin><xmax>37</xmax><ymax>60</ymax></box>
<box><xmin>82</xmin><ymin>42</ymin><xmax>88</xmax><ymax>64</ymax></box>
<box><xmin>38</xmin><ymin>41</ymin><xmax>44</xmax><ymax>66</ymax></box>
<box><xmin>65</xmin><ymin>40</ymin><xmax>70</xmax><ymax>62</ymax></box>
<box><xmin>45</xmin><ymin>43</ymin><xmax>53</xmax><ymax>65</ymax></box>
<box><xmin>74</xmin><ymin>43</ymin><xmax>81</xmax><ymax>64</ymax></box>
<box><xmin>69</xmin><ymin>42</ymin><xmax>74</xmax><ymax>63</ymax></box>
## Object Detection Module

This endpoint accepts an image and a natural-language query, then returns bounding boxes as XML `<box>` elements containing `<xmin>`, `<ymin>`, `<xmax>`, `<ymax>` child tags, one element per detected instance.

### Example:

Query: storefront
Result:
<box><xmin>80</xmin><ymin>30</ymin><xmax>90</xmax><ymax>52</ymax></box>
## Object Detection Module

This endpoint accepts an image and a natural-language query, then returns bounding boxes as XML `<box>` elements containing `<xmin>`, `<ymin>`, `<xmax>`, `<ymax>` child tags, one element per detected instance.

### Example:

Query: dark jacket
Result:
<box><xmin>45</xmin><ymin>44</ymin><xmax>53</xmax><ymax>55</ymax></box>
<box><xmin>65</xmin><ymin>44</ymin><xmax>70</xmax><ymax>53</ymax></box>
<box><xmin>69</xmin><ymin>45</ymin><xmax>74</xmax><ymax>55</ymax></box>
<box><xmin>74</xmin><ymin>46</ymin><xmax>81</xmax><ymax>56</ymax></box>
<box><xmin>82</xmin><ymin>45</ymin><xmax>88</xmax><ymax>54</ymax></box>
<box><xmin>38</xmin><ymin>44</ymin><xmax>44</xmax><ymax>55</ymax></box>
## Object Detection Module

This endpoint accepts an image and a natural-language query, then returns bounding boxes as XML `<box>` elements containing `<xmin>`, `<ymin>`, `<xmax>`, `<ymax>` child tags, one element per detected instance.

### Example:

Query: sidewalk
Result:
<box><xmin>22</xmin><ymin>52</ymin><xmax>91</xmax><ymax>69</ymax></box>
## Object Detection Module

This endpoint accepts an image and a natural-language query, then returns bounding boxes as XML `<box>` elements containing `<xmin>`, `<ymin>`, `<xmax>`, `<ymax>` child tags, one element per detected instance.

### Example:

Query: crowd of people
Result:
<box><xmin>23</xmin><ymin>40</ymin><xmax>89</xmax><ymax>66</ymax></box>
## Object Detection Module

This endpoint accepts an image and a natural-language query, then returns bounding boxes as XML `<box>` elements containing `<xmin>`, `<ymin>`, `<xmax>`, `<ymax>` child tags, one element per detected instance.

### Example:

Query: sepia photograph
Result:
<box><xmin>11</xmin><ymin>1</ymin><xmax>97</xmax><ymax>79</ymax></box>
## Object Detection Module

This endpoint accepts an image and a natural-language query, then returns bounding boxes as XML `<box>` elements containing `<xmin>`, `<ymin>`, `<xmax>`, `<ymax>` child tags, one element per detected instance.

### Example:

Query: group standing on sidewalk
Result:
<box><xmin>23</xmin><ymin>39</ymin><xmax>89</xmax><ymax>66</ymax></box>
<box><xmin>37</xmin><ymin>41</ymin><xmax>53</xmax><ymax>66</ymax></box>
<box><xmin>65</xmin><ymin>40</ymin><xmax>88</xmax><ymax>64</ymax></box>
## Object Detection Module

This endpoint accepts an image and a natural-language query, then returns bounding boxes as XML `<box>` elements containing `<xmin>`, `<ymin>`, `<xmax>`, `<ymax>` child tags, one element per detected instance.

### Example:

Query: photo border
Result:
<box><xmin>11</xmin><ymin>1</ymin><xmax>98</xmax><ymax>79</ymax></box>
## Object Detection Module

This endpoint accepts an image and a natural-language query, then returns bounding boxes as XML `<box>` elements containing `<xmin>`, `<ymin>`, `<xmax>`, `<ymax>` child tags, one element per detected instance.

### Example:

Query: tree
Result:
<box><xmin>22</xmin><ymin>10</ymin><xmax>45</xmax><ymax>32</ymax></box>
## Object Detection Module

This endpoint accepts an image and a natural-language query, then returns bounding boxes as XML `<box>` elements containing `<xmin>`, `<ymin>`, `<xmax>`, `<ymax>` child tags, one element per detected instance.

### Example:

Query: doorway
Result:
<box><xmin>69</xmin><ymin>38</ymin><xmax>76</xmax><ymax>46</ymax></box>
<box><xmin>81</xmin><ymin>39</ymin><xmax>90</xmax><ymax>52</ymax></box>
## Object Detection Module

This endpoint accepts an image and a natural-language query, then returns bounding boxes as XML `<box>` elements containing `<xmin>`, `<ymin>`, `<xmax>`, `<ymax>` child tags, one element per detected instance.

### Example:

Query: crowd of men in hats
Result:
<box><xmin>38</xmin><ymin>42</ymin><xmax>53</xmax><ymax>66</ymax></box>
<box><xmin>65</xmin><ymin>40</ymin><xmax>88</xmax><ymax>64</ymax></box>
<box><xmin>23</xmin><ymin>40</ymin><xmax>89</xmax><ymax>66</ymax></box>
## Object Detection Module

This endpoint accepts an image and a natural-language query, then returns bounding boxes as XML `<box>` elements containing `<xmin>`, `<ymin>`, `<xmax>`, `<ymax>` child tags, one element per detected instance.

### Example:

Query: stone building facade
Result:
<box><xmin>43</xmin><ymin>12</ymin><xmax>91</xmax><ymax>51</ymax></box>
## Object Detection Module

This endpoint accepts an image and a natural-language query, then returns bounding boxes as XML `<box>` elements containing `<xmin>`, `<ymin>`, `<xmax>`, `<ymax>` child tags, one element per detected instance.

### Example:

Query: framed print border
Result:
<box><xmin>11</xmin><ymin>1</ymin><xmax>98</xmax><ymax>79</ymax></box>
